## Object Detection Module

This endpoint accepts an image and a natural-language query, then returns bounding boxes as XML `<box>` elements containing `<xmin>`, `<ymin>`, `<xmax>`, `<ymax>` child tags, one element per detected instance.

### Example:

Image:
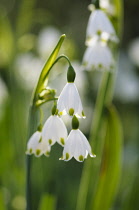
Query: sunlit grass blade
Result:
<box><xmin>0</xmin><ymin>14</ymin><xmax>14</xmax><ymax>68</ymax></box>
<box><xmin>38</xmin><ymin>193</ymin><xmax>56</xmax><ymax>210</ymax></box>
<box><xmin>0</xmin><ymin>189</ymin><xmax>6</xmax><ymax>210</ymax></box>
<box><xmin>33</xmin><ymin>34</ymin><xmax>66</xmax><ymax>104</ymax></box>
<box><xmin>91</xmin><ymin>105</ymin><xmax>123</xmax><ymax>210</ymax></box>
<box><xmin>16</xmin><ymin>0</ymin><xmax>37</xmax><ymax>36</ymax></box>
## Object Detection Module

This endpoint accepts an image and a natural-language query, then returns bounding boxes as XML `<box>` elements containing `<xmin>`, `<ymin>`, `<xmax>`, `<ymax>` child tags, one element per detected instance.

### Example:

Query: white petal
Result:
<box><xmin>77</xmin><ymin>129</ymin><xmax>93</xmax><ymax>156</ymax></box>
<box><xmin>53</xmin><ymin>116</ymin><xmax>68</xmax><ymax>146</ymax></box>
<box><xmin>57</xmin><ymin>83</ymin><xmax>84</xmax><ymax>118</ymax></box>
<box><xmin>86</xmin><ymin>9</ymin><xmax>116</xmax><ymax>40</ymax></box>
<box><xmin>72</xmin><ymin>130</ymin><xmax>86</xmax><ymax>162</ymax></box>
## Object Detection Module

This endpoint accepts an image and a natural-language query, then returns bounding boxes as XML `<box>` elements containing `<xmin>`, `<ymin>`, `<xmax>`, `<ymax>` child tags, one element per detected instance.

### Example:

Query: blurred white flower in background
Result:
<box><xmin>37</xmin><ymin>27</ymin><xmax>61</xmax><ymax>59</ymax></box>
<box><xmin>86</xmin><ymin>9</ymin><xmax>117</xmax><ymax>43</ymax></box>
<box><xmin>83</xmin><ymin>39</ymin><xmax>114</xmax><ymax>71</ymax></box>
<box><xmin>128</xmin><ymin>37</ymin><xmax>139</xmax><ymax>67</ymax></box>
<box><xmin>0</xmin><ymin>77</ymin><xmax>8</xmax><ymax>120</ymax></box>
<box><xmin>115</xmin><ymin>53</ymin><xmax>139</xmax><ymax>103</ymax></box>
<box><xmin>14</xmin><ymin>53</ymin><xmax>43</xmax><ymax>90</ymax></box>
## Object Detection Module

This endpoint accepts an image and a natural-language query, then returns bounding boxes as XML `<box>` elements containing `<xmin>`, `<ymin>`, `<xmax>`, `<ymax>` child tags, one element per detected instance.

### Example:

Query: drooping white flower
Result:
<box><xmin>42</xmin><ymin>115</ymin><xmax>68</xmax><ymax>146</ymax></box>
<box><xmin>26</xmin><ymin>131</ymin><xmax>51</xmax><ymax>157</ymax></box>
<box><xmin>83</xmin><ymin>40</ymin><xmax>114</xmax><ymax>71</ymax></box>
<box><xmin>86</xmin><ymin>9</ymin><xmax>117</xmax><ymax>43</ymax></box>
<box><xmin>60</xmin><ymin>129</ymin><xmax>96</xmax><ymax>162</ymax></box>
<box><xmin>57</xmin><ymin>83</ymin><xmax>85</xmax><ymax>118</ymax></box>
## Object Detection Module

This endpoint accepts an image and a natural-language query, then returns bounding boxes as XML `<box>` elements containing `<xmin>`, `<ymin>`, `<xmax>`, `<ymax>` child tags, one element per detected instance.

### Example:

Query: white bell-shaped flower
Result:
<box><xmin>26</xmin><ymin>131</ymin><xmax>51</xmax><ymax>157</ymax></box>
<box><xmin>42</xmin><ymin>115</ymin><xmax>68</xmax><ymax>146</ymax></box>
<box><xmin>86</xmin><ymin>9</ymin><xmax>117</xmax><ymax>43</ymax></box>
<box><xmin>60</xmin><ymin>129</ymin><xmax>96</xmax><ymax>162</ymax></box>
<box><xmin>57</xmin><ymin>83</ymin><xmax>85</xmax><ymax>118</ymax></box>
<box><xmin>83</xmin><ymin>40</ymin><xmax>114</xmax><ymax>71</ymax></box>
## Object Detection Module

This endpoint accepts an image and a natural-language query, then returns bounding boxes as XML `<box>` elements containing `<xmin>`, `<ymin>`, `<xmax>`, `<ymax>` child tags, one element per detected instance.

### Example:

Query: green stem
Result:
<box><xmin>90</xmin><ymin>71</ymin><xmax>114</xmax><ymax>143</ymax></box>
<box><xmin>76</xmin><ymin>71</ymin><xmax>114</xmax><ymax>210</ymax></box>
<box><xmin>26</xmin><ymin>105</ymin><xmax>39</xmax><ymax>210</ymax></box>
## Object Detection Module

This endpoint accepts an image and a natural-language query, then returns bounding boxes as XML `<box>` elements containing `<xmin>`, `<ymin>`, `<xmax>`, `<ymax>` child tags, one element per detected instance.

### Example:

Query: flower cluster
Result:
<box><xmin>82</xmin><ymin>6</ymin><xmax>118</xmax><ymax>71</ymax></box>
<box><xmin>26</xmin><ymin>65</ymin><xmax>96</xmax><ymax>162</ymax></box>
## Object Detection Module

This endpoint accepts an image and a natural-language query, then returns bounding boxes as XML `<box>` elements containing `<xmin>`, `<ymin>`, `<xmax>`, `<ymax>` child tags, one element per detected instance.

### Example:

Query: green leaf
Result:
<box><xmin>16</xmin><ymin>0</ymin><xmax>37</xmax><ymax>36</ymax></box>
<box><xmin>91</xmin><ymin>105</ymin><xmax>123</xmax><ymax>210</ymax></box>
<box><xmin>0</xmin><ymin>14</ymin><xmax>14</xmax><ymax>67</ymax></box>
<box><xmin>33</xmin><ymin>34</ymin><xmax>66</xmax><ymax>105</ymax></box>
<box><xmin>113</xmin><ymin>0</ymin><xmax>123</xmax><ymax>37</ymax></box>
<box><xmin>38</xmin><ymin>193</ymin><xmax>56</xmax><ymax>210</ymax></box>
<box><xmin>0</xmin><ymin>189</ymin><xmax>6</xmax><ymax>210</ymax></box>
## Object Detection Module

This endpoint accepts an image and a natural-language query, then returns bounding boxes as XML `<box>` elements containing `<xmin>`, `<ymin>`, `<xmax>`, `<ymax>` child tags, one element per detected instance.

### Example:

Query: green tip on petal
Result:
<box><xmin>79</xmin><ymin>155</ymin><xmax>84</xmax><ymax>162</ymax></box>
<box><xmin>48</xmin><ymin>139</ymin><xmax>52</xmax><ymax>145</ymax></box>
<box><xmin>59</xmin><ymin>111</ymin><xmax>63</xmax><ymax>116</ymax></box>
<box><xmin>60</xmin><ymin>138</ymin><xmax>65</xmax><ymax>145</ymax></box>
<box><xmin>69</xmin><ymin>108</ymin><xmax>74</xmax><ymax>116</ymax></box>
<box><xmin>29</xmin><ymin>148</ymin><xmax>32</xmax><ymax>154</ymax></box>
<box><xmin>82</xmin><ymin>111</ymin><xmax>86</xmax><ymax>118</ymax></box>
<box><xmin>39</xmin><ymin>137</ymin><xmax>42</xmax><ymax>143</ymax></box>
<box><xmin>90</xmin><ymin>153</ymin><xmax>96</xmax><ymax>158</ymax></box>
<box><xmin>36</xmin><ymin>149</ymin><xmax>41</xmax><ymax>156</ymax></box>
<box><xmin>98</xmin><ymin>63</ymin><xmax>103</xmax><ymax>68</ymax></box>
<box><xmin>65</xmin><ymin>153</ymin><xmax>70</xmax><ymax>160</ymax></box>
<box><xmin>59</xmin><ymin>156</ymin><xmax>63</xmax><ymax>160</ymax></box>
<box><xmin>45</xmin><ymin>151</ymin><xmax>50</xmax><ymax>156</ymax></box>
<box><xmin>97</xmin><ymin>30</ymin><xmax>102</xmax><ymax>36</ymax></box>
<box><xmin>72</xmin><ymin>115</ymin><xmax>79</xmax><ymax>129</ymax></box>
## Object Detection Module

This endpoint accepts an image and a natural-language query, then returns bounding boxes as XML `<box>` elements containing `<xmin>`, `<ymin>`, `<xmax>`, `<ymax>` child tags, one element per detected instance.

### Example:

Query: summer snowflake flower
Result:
<box><xmin>83</xmin><ymin>40</ymin><xmax>114</xmax><ymax>71</ymax></box>
<box><xmin>26</xmin><ymin>131</ymin><xmax>51</xmax><ymax>157</ymax></box>
<box><xmin>60</xmin><ymin>115</ymin><xmax>96</xmax><ymax>162</ymax></box>
<box><xmin>57</xmin><ymin>83</ymin><xmax>85</xmax><ymax>118</ymax></box>
<box><xmin>60</xmin><ymin>129</ymin><xmax>96</xmax><ymax>162</ymax></box>
<box><xmin>86</xmin><ymin>9</ymin><xmax>117</xmax><ymax>43</ymax></box>
<box><xmin>42</xmin><ymin>115</ymin><xmax>68</xmax><ymax>146</ymax></box>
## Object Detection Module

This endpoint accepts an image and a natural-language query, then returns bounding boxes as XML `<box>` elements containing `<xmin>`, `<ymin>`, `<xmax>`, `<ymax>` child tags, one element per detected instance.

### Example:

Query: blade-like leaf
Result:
<box><xmin>91</xmin><ymin>105</ymin><xmax>123</xmax><ymax>210</ymax></box>
<box><xmin>38</xmin><ymin>193</ymin><xmax>56</xmax><ymax>210</ymax></box>
<box><xmin>33</xmin><ymin>34</ymin><xmax>66</xmax><ymax>104</ymax></box>
<box><xmin>0</xmin><ymin>14</ymin><xmax>14</xmax><ymax>68</ymax></box>
<box><xmin>0</xmin><ymin>190</ymin><xmax>6</xmax><ymax>210</ymax></box>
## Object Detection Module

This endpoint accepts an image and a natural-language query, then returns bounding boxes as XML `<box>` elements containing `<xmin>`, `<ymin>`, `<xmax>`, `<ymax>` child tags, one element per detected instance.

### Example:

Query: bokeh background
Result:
<box><xmin>0</xmin><ymin>0</ymin><xmax>139</xmax><ymax>209</ymax></box>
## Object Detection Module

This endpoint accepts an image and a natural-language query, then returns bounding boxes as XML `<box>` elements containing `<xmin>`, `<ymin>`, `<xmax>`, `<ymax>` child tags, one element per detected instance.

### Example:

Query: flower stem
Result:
<box><xmin>76</xmin><ymin>71</ymin><xmax>114</xmax><ymax>210</ymax></box>
<box><xmin>26</xmin><ymin>105</ymin><xmax>39</xmax><ymax>210</ymax></box>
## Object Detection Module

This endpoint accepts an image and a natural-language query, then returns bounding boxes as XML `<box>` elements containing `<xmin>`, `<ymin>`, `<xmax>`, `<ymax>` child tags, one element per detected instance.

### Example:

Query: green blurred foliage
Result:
<box><xmin>0</xmin><ymin>0</ymin><xmax>139</xmax><ymax>210</ymax></box>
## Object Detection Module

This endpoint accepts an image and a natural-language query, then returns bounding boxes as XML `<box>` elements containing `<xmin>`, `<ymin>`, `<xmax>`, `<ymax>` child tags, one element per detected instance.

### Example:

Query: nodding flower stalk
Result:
<box><xmin>26</xmin><ymin>34</ymin><xmax>66</xmax><ymax>210</ymax></box>
<box><xmin>26</xmin><ymin>33</ymin><xmax>96</xmax><ymax>210</ymax></box>
<box><xmin>76</xmin><ymin>1</ymin><xmax>123</xmax><ymax>210</ymax></box>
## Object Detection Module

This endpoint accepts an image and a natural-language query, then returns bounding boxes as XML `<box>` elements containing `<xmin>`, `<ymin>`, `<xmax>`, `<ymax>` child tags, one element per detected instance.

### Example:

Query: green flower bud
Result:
<box><xmin>67</xmin><ymin>65</ymin><xmax>76</xmax><ymax>83</ymax></box>
<box><xmin>38</xmin><ymin>88</ymin><xmax>56</xmax><ymax>100</ymax></box>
